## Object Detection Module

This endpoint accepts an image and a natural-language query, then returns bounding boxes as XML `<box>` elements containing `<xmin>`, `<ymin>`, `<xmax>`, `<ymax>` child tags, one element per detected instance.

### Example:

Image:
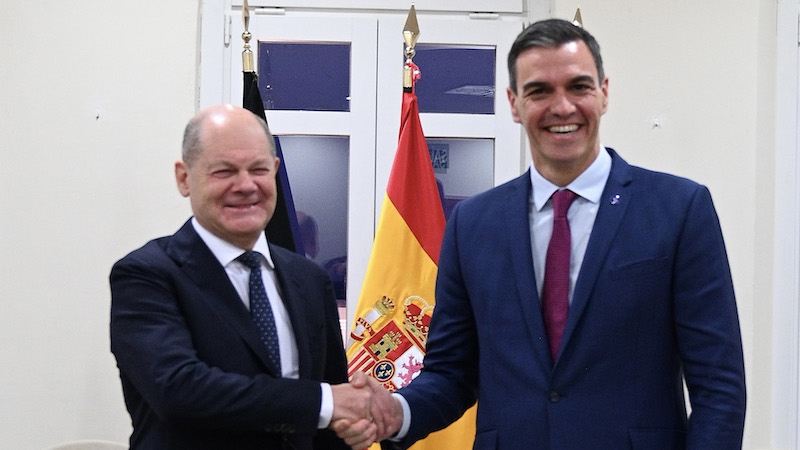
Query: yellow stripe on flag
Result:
<box><xmin>347</xmin><ymin>195</ymin><xmax>437</xmax><ymax>354</ymax></box>
<box><xmin>348</xmin><ymin>195</ymin><xmax>478</xmax><ymax>450</ymax></box>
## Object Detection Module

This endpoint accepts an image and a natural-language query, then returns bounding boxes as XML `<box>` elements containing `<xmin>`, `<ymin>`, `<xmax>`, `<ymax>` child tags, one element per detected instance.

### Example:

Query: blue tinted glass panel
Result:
<box><xmin>413</xmin><ymin>45</ymin><xmax>495</xmax><ymax>114</ymax></box>
<box><xmin>426</xmin><ymin>138</ymin><xmax>494</xmax><ymax>220</ymax></box>
<box><xmin>279</xmin><ymin>136</ymin><xmax>349</xmax><ymax>305</ymax></box>
<box><xmin>258</xmin><ymin>42</ymin><xmax>350</xmax><ymax>111</ymax></box>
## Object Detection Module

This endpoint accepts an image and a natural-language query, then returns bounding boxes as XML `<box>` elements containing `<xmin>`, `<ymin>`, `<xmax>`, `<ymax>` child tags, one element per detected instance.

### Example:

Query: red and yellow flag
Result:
<box><xmin>346</xmin><ymin>87</ymin><xmax>476</xmax><ymax>449</ymax></box>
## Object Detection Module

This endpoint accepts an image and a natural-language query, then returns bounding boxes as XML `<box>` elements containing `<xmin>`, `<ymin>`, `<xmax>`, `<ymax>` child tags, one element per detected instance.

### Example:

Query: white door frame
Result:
<box><xmin>198</xmin><ymin>0</ymin><xmax>529</xmax><ymax>331</ymax></box>
<box><xmin>217</xmin><ymin>10</ymin><xmax>380</xmax><ymax>321</ymax></box>
<box><xmin>773</xmin><ymin>0</ymin><xmax>800</xmax><ymax>447</ymax></box>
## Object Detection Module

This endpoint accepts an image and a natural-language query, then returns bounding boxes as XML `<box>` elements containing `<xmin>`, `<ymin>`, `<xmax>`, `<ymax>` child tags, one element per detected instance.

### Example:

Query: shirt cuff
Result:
<box><xmin>390</xmin><ymin>392</ymin><xmax>411</xmax><ymax>440</ymax></box>
<box><xmin>318</xmin><ymin>382</ymin><xmax>333</xmax><ymax>429</ymax></box>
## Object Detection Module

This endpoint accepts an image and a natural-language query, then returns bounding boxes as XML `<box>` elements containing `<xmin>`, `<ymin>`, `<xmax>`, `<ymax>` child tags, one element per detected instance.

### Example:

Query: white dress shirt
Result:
<box><xmin>529</xmin><ymin>147</ymin><xmax>611</xmax><ymax>303</ymax></box>
<box><xmin>191</xmin><ymin>218</ymin><xmax>334</xmax><ymax>428</ymax></box>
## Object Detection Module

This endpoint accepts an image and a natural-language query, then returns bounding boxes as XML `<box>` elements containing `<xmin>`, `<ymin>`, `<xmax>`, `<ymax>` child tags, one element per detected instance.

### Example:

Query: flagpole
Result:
<box><xmin>403</xmin><ymin>5</ymin><xmax>420</xmax><ymax>91</ymax></box>
<box><xmin>242</xmin><ymin>0</ymin><xmax>255</xmax><ymax>72</ymax></box>
<box><xmin>572</xmin><ymin>7</ymin><xmax>583</xmax><ymax>27</ymax></box>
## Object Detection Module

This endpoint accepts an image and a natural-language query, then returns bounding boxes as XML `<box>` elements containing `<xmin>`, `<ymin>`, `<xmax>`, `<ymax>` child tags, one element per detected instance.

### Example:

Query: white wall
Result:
<box><xmin>0</xmin><ymin>0</ymin><xmax>790</xmax><ymax>448</ymax></box>
<box><xmin>0</xmin><ymin>1</ymin><xmax>198</xmax><ymax>447</ymax></box>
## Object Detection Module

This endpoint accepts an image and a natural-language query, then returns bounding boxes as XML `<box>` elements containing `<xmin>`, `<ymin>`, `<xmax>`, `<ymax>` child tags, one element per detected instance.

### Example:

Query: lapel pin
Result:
<box><xmin>610</xmin><ymin>194</ymin><xmax>621</xmax><ymax>205</ymax></box>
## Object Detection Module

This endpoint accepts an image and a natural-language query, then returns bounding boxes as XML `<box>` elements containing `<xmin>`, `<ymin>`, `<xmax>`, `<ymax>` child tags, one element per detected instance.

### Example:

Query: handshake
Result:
<box><xmin>330</xmin><ymin>372</ymin><xmax>404</xmax><ymax>449</ymax></box>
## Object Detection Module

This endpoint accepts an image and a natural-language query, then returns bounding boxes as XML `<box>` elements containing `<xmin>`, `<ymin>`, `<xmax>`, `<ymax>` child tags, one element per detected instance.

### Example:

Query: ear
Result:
<box><xmin>599</xmin><ymin>76</ymin><xmax>609</xmax><ymax>114</ymax></box>
<box><xmin>175</xmin><ymin>161</ymin><xmax>190</xmax><ymax>197</ymax></box>
<box><xmin>507</xmin><ymin>87</ymin><xmax>521</xmax><ymax>124</ymax></box>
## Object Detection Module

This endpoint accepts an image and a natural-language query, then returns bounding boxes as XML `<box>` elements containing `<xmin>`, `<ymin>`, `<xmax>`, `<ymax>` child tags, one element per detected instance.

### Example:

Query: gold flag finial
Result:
<box><xmin>242</xmin><ymin>0</ymin><xmax>255</xmax><ymax>72</ymax></box>
<box><xmin>572</xmin><ymin>7</ymin><xmax>583</xmax><ymax>27</ymax></box>
<box><xmin>403</xmin><ymin>5</ymin><xmax>420</xmax><ymax>89</ymax></box>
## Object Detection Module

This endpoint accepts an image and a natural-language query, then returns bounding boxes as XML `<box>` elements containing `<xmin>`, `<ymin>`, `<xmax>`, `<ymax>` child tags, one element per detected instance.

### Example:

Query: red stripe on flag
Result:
<box><xmin>348</xmin><ymin>349</ymin><xmax>374</xmax><ymax>377</ymax></box>
<box><xmin>386</xmin><ymin>91</ymin><xmax>446</xmax><ymax>265</ymax></box>
<box><xmin>350</xmin><ymin>360</ymin><xmax>376</xmax><ymax>379</ymax></box>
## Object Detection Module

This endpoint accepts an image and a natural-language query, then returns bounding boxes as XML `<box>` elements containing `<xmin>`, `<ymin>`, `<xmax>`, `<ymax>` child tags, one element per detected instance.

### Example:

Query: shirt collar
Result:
<box><xmin>191</xmin><ymin>217</ymin><xmax>275</xmax><ymax>269</ymax></box>
<box><xmin>530</xmin><ymin>146</ymin><xmax>612</xmax><ymax>211</ymax></box>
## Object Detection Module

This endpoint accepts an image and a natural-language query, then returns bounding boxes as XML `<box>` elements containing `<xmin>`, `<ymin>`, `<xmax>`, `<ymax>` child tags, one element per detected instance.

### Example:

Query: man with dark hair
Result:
<box><xmin>336</xmin><ymin>18</ymin><xmax>746</xmax><ymax>449</ymax></box>
<box><xmin>110</xmin><ymin>104</ymin><xmax>385</xmax><ymax>449</ymax></box>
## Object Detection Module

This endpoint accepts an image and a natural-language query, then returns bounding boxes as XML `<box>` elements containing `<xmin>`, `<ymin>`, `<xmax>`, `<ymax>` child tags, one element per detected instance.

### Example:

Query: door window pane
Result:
<box><xmin>414</xmin><ymin>44</ymin><xmax>496</xmax><ymax>114</ymax></box>
<box><xmin>258</xmin><ymin>42</ymin><xmax>351</xmax><ymax>111</ymax></box>
<box><xmin>279</xmin><ymin>136</ymin><xmax>350</xmax><ymax>307</ymax></box>
<box><xmin>427</xmin><ymin>138</ymin><xmax>494</xmax><ymax>219</ymax></box>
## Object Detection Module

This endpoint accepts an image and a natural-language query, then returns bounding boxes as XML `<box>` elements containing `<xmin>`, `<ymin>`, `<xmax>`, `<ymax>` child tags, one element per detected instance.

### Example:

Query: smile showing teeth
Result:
<box><xmin>548</xmin><ymin>124</ymin><xmax>579</xmax><ymax>134</ymax></box>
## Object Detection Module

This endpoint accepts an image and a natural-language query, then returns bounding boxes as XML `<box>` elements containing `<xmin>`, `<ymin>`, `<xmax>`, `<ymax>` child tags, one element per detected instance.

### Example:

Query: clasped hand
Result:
<box><xmin>330</xmin><ymin>371</ymin><xmax>402</xmax><ymax>449</ymax></box>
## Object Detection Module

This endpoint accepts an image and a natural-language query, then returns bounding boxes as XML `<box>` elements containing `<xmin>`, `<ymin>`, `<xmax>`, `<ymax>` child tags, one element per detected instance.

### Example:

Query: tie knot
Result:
<box><xmin>552</xmin><ymin>190</ymin><xmax>577</xmax><ymax>218</ymax></box>
<box><xmin>238</xmin><ymin>251</ymin><xmax>263</xmax><ymax>271</ymax></box>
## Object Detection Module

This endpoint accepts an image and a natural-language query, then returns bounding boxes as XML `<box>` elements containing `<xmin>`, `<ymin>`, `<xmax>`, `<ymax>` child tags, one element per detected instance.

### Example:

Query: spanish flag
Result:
<box><xmin>346</xmin><ymin>84</ymin><xmax>476</xmax><ymax>449</ymax></box>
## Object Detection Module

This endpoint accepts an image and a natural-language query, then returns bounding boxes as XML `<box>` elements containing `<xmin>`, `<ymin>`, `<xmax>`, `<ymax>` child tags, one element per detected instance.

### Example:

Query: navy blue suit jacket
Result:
<box><xmin>395</xmin><ymin>149</ymin><xmax>746</xmax><ymax>449</ymax></box>
<box><xmin>110</xmin><ymin>220</ymin><xmax>349</xmax><ymax>450</ymax></box>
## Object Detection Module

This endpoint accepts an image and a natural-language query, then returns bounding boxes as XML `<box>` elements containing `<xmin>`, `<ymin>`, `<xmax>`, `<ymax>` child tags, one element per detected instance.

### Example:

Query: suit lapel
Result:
<box><xmin>166</xmin><ymin>221</ymin><xmax>281</xmax><ymax>376</ymax></box>
<box><xmin>505</xmin><ymin>172</ymin><xmax>554</xmax><ymax>370</ymax></box>
<box><xmin>269</xmin><ymin>245</ymin><xmax>314</xmax><ymax>380</ymax></box>
<box><xmin>559</xmin><ymin>150</ymin><xmax>633</xmax><ymax>359</ymax></box>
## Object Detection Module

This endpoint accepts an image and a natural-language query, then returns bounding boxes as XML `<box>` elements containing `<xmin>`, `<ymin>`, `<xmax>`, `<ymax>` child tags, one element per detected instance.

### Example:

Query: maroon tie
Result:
<box><xmin>542</xmin><ymin>189</ymin><xmax>577</xmax><ymax>362</ymax></box>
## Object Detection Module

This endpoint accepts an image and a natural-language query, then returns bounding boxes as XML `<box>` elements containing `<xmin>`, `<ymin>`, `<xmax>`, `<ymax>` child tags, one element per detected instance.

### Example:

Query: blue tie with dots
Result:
<box><xmin>238</xmin><ymin>251</ymin><xmax>281</xmax><ymax>374</ymax></box>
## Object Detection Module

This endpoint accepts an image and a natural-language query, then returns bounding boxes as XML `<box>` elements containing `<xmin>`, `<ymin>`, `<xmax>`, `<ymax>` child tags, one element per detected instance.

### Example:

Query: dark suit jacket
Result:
<box><xmin>394</xmin><ymin>149</ymin><xmax>746</xmax><ymax>449</ymax></box>
<box><xmin>110</xmin><ymin>220</ymin><xmax>349</xmax><ymax>450</ymax></box>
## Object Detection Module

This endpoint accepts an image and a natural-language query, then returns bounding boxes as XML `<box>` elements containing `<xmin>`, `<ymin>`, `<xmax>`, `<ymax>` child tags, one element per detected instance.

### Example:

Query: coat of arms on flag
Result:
<box><xmin>348</xmin><ymin>295</ymin><xmax>432</xmax><ymax>392</ymax></box>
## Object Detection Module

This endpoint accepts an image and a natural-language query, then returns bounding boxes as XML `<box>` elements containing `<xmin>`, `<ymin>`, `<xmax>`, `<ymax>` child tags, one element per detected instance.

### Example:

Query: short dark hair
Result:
<box><xmin>507</xmin><ymin>19</ymin><xmax>604</xmax><ymax>94</ymax></box>
<box><xmin>181</xmin><ymin>109</ymin><xmax>276</xmax><ymax>167</ymax></box>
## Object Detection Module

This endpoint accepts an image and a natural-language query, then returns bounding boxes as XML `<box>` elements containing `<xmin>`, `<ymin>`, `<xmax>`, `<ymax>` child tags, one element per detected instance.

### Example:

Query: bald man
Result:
<box><xmin>110</xmin><ymin>105</ymin><xmax>378</xmax><ymax>449</ymax></box>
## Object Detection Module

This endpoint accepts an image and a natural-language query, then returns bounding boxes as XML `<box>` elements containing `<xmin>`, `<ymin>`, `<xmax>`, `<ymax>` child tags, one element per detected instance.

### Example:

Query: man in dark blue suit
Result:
<box><xmin>337</xmin><ymin>18</ymin><xmax>746</xmax><ymax>450</ymax></box>
<box><xmin>110</xmin><ymin>105</ymin><xmax>379</xmax><ymax>449</ymax></box>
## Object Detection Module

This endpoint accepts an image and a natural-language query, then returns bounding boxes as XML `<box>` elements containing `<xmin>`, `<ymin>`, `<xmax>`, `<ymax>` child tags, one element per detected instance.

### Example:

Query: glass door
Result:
<box><xmin>227</xmin><ymin>14</ymin><xmax>377</xmax><ymax>337</ymax></box>
<box><xmin>209</xmin><ymin>7</ymin><xmax>524</xmax><ymax>331</ymax></box>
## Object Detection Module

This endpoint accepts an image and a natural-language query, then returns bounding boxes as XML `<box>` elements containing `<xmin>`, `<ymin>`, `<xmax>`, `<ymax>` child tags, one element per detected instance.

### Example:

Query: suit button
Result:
<box><xmin>549</xmin><ymin>391</ymin><xmax>561</xmax><ymax>402</ymax></box>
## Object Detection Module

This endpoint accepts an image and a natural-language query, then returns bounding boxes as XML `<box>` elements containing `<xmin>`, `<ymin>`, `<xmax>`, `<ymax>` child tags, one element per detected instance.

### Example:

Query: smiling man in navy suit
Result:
<box><xmin>336</xmin><ymin>18</ymin><xmax>746</xmax><ymax>450</ymax></box>
<box><xmin>110</xmin><ymin>104</ymin><xmax>380</xmax><ymax>449</ymax></box>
